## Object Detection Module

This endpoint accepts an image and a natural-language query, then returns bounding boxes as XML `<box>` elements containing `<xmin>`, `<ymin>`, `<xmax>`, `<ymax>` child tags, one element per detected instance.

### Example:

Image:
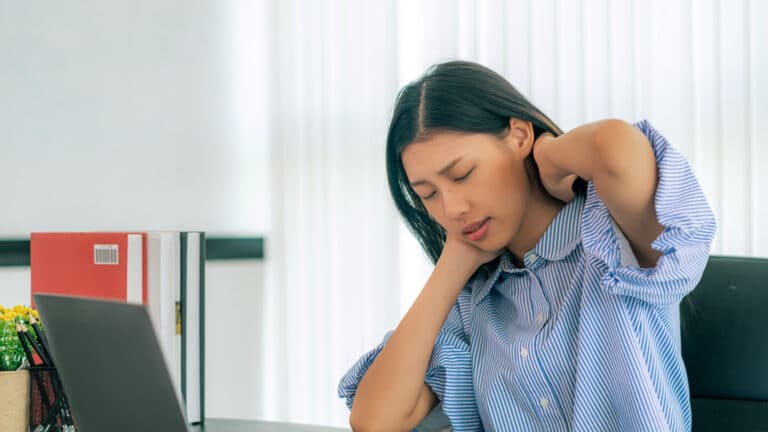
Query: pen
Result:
<box><xmin>29</xmin><ymin>312</ymin><xmax>53</xmax><ymax>362</ymax></box>
<box><xmin>15</xmin><ymin>321</ymin><xmax>35</xmax><ymax>366</ymax></box>
<box><xmin>19</xmin><ymin>321</ymin><xmax>52</xmax><ymax>367</ymax></box>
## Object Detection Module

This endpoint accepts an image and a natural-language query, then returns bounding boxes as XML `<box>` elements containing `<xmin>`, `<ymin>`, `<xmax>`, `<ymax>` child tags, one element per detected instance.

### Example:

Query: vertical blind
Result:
<box><xmin>234</xmin><ymin>0</ymin><xmax>767</xmax><ymax>426</ymax></box>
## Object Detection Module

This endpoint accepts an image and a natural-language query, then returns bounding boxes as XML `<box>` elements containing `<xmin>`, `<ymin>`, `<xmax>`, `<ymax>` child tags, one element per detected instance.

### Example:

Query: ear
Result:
<box><xmin>504</xmin><ymin>117</ymin><xmax>535</xmax><ymax>157</ymax></box>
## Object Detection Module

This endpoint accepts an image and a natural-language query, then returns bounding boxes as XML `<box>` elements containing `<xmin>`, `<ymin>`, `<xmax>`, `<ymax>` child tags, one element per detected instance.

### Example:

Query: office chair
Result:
<box><xmin>681</xmin><ymin>255</ymin><xmax>768</xmax><ymax>431</ymax></box>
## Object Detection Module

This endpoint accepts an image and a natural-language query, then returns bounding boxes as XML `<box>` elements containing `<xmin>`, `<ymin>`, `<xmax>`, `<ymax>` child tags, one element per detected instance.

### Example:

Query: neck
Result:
<box><xmin>506</xmin><ymin>165</ymin><xmax>566</xmax><ymax>266</ymax></box>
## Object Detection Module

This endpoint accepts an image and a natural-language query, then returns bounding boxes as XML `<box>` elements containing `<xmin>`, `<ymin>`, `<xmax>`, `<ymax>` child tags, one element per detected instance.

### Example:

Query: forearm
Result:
<box><xmin>541</xmin><ymin>120</ymin><xmax>607</xmax><ymax>181</ymax></box>
<box><xmin>350</xmin><ymin>254</ymin><xmax>476</xmax><ymax>430</ymax></box>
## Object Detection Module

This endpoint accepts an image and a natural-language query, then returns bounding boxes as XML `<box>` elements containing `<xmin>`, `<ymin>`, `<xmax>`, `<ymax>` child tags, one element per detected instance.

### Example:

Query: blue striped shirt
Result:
<box><xmin>338</xmin><ymin>120</ymin><xmax>717</xmax><ymax>431</ymax></box>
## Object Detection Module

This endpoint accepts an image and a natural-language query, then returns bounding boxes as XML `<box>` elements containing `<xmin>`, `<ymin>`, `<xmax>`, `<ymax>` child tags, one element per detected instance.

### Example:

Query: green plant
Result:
<box><xmin>0</xmin><ymin>305</ymin><xmax>39</xmax><ymax>371</ymax></box>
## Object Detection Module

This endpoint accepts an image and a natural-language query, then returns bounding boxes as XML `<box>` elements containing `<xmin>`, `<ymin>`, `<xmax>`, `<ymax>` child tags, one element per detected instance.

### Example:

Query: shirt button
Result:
<box><xmin>520</xmin><ymin>348</ymin><xmax>528</xmax><ymax>358</ymax></box>
<box><xmin>536</xmin><ymin>313</ymin><xmax>545</xmax><ymax>323</ymax></box>
<box><xmin>529</xmin><ymin>253</ymin><xmax>539</xmax><ymax>261</ymax></box>
<box><xmin>540</xmin><ymin>397</ymin><xmax>549</xmax><ymax>408</ymax></box>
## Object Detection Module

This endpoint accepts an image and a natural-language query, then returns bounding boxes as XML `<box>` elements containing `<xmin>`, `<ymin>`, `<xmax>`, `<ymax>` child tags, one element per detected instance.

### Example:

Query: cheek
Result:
<box><xmin>417</xmin><ymin>200</ymin><xmax>442</xmax><ymax>224</ymax></box>
<box><xmin>485</xmin><ymin>160</ymin><xmax>529</xmax><ymax>200</ymax></box>
<box><xmin>484</xmin><ymin>161</ymin><xmax>531</xmax><ymax>221</ymax></box>
<box><xmin>422</xmin><ymin>201</ymin><xmax>460</xmax><ymax>234</ymax></box>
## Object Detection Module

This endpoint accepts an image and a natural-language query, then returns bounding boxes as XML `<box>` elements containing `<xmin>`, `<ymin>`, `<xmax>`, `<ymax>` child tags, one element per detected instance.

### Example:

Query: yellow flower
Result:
<box><xmin>0</xmin><ymin>305</ymin><xmax>39</xmax><ymax>323</ymax></box>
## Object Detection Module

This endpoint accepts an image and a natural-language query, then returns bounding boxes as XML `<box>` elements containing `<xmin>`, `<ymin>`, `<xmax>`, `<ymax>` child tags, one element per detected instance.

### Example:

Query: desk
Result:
<box><xmin>191</xmin><ymin>419</ymin><xmax>350</xmax><ymax>432</ymax></box>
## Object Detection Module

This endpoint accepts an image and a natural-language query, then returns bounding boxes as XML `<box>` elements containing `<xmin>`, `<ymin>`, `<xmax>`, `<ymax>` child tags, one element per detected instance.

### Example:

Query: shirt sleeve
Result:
<box><xmin>581</xmin><ymin>119</ymin><xmax>717</xmax><ymax>307</ymax></box>
<box><xmin>337</xmin><ymin>290</ymin><xmax>482</xmax><ymax>431</ymax></box>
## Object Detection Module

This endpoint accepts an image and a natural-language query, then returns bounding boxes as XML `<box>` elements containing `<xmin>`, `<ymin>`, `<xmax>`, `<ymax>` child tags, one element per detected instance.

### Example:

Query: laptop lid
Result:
<box><xmin>34</xmin><ymin>293</ymin><xmax>188</xmax><ymax>432</ymax></box>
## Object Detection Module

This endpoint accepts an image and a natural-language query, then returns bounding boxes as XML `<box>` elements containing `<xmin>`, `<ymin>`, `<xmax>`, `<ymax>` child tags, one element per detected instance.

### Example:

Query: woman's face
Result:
<box><xmin>401</xmin><ymin>120</ymin><xmax>536</xmax><ymax>251</ymax></box>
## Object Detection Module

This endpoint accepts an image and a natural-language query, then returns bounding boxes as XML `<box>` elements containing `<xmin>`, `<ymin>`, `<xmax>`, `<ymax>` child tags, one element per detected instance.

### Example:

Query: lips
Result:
<box><xmin>462</xmin><ymin>218</ymin><xmax>489</xmax><ymax>234</ymax></box>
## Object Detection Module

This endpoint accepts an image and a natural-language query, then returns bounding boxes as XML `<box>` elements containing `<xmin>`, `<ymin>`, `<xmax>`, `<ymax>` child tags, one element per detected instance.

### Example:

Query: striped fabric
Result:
<box><xmin>338</xmin><ymin>120</ymin><xmax>717</xmax><ymax>431</ymax></box>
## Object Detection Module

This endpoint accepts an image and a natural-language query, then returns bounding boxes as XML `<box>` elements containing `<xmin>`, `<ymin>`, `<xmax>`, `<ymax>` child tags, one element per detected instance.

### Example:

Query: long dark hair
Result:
<box><xmin>386</xmin><ymin>60</ymin><xmax>581</xmax><ymax>265</ymax></box>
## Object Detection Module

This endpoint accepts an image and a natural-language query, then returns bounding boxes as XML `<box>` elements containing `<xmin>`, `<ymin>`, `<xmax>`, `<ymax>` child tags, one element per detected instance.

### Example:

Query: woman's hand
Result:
<box><xmin>532</xmin><ymin>132</ymin><xmax>580</xmax><ymax>203</ymax></box>
<box><xmin>441</xmin><ymin>234</ymin><xmax>505</xmax><ymax>274</ymax></box>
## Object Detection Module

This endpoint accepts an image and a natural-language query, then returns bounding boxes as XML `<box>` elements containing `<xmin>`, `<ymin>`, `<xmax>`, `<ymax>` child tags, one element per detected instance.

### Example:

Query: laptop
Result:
<box><xmin>34</xmin><ymin>293</ymin><xmax>194</xmax><ymax>431</ymax></box>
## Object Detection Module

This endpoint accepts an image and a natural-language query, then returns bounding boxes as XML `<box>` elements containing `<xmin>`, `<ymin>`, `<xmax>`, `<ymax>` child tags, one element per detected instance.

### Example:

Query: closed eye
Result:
<box><xmin>455</xmin><ymin>168</ymin><xmax>474</xmax><ymax>182</ymax></box>
<box><xmin>421</xmin><ymin>168</ymin><xmax>475</xmax><ymax>201</ymax></box>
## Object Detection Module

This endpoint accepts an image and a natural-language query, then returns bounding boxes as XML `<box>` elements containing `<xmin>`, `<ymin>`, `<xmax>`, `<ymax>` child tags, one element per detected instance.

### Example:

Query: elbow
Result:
<box><xmin>592</xmin><ymin>118</ymin><xmax>651</xmax><ymax>179</ymax></box>
<box><xmin>350</xmin><ymin>420</ymin><xmax>406</xmax><ymax>432</ymax></box>
<box><xmin>348</xmin><ymin>410</ymin><xmax>370</xmax><ymax>432</ymax></box>
<box><xmin>349</xmin><ymin>409</ymin><xmax>411</xmax><ymax>432</ymax></box>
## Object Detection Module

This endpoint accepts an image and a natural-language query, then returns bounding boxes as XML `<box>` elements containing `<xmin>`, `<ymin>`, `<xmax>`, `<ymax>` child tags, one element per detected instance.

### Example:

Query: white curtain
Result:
<box><xmin>231</xmin><ymin>0</ymin><xmax>404</xmax><ymax>426</ymax></box>
<box><xmin>230</xmin><ymin>0</ymin><xmax>768</xmax><ymax>427</ymax></box>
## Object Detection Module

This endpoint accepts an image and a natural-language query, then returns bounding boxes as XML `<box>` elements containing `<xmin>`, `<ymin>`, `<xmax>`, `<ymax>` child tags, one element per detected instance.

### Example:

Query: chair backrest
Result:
<box><xmin>681</xmin><ymin>255</ymin><xmax>768</xmax><ymax>431</ymax></box>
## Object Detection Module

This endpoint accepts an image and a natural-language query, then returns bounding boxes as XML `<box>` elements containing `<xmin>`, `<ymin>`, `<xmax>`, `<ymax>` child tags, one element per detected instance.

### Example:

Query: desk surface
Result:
<box><xmin>191</xmin><ymin>419</ymin><xmax>350</xmax><ymax>432</ymax></box>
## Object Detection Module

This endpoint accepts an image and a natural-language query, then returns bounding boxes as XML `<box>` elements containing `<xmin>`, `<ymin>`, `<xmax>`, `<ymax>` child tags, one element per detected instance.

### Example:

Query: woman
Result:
<box><xmin>338</xmin><ymin>60</ymin><xmax>716</xmax><ymax>431</ymax></box>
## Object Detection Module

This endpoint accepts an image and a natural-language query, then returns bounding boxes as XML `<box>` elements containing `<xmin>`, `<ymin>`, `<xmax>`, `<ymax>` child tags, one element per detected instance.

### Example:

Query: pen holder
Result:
<box><xmin>28</xmin><ymin>366</ymin><xmax>77</xmax><ymax>432</ymax></box>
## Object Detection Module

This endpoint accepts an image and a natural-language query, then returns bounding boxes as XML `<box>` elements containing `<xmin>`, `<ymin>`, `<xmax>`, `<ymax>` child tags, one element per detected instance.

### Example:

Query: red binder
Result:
<box><xmin>30</xmin><ymin>232</ymin><xmax>148</xmax><ymax>307</ymax></box>
<box><xmin>30</xmin><ymin>231</ymin><xmax>205</xmax><ymax>423</ymax></box>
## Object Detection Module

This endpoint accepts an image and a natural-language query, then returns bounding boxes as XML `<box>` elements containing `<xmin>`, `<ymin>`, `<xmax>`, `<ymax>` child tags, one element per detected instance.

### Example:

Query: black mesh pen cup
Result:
<box><xmin>28</xmin><ymin>366</ymin><xmax>76</xmax><ymax>432</ymax></box>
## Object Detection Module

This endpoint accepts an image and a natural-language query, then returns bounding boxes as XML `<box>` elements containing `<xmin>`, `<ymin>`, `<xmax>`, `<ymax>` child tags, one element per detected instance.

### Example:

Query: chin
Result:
<box><xmin>477</xmin><ymin>236</ymin><xmax>507</xmax><ymax>252</ymax></box>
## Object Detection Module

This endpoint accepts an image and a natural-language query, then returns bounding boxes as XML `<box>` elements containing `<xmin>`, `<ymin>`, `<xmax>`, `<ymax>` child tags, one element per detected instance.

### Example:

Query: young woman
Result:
<box><xmin>338</xmin><ymin>60</ymin><xmax>716</xmax><ymax>432</ymax></box>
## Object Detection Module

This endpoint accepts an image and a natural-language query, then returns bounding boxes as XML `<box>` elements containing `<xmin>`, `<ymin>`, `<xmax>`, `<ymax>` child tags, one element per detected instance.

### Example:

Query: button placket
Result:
<box><xmin>524</xmin><ymin>271</ymin><xmax>561</xmax><ymax>421</ymax></box>
<box><xmin>528</xmin><ymin>272</ymin><xmax>550</xmax><ymax>330</ymax></box>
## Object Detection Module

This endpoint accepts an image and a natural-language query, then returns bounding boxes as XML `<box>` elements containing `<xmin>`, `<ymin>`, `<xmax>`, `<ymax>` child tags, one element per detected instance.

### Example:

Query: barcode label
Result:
<box><xmin>94</xmin><ymin>244</ymin><xmax>119</xmax><ymax>265</ymax></box>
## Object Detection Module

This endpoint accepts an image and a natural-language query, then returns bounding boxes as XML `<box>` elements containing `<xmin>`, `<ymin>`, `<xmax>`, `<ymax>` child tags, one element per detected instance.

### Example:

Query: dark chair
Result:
<box><xmin>681</xmin><ymin>255</ymin><xmax>768</xmax><ymax>431</ymax></box>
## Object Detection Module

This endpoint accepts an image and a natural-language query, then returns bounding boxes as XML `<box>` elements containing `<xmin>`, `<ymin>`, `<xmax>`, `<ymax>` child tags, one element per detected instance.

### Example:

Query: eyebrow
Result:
<box><xmin>409</xmin><ymin>155</ymin><xmax>466</xmax><ymax>187</ymax></box>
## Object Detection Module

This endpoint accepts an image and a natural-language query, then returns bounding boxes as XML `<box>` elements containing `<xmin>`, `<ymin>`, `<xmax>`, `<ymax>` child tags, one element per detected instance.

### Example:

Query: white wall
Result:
<box><xmin>0</xmin><ymin>0</ymin><xmax>270</xmax><ymax>423</ymax></box>
<box><xmin>203</xmin><ymin>260</ymin><xmax>265</xmax><ymax>420</ymax></box>
<box><xmin>0</xmin><ymin>267</ymin><xmax>31</xmax><ymax>307</ymax></box>
<box><xmin>0</xmin><ymin>0</ymin><xmax>269</xmax><ymax>236</ymax></box>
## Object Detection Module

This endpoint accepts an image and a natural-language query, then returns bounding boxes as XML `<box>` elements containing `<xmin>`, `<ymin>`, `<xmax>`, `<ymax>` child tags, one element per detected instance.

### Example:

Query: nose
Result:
<box><xmin>442</xmin><ymin>189</ymin><xmax>469</xmax><ymax>220</ymax></box>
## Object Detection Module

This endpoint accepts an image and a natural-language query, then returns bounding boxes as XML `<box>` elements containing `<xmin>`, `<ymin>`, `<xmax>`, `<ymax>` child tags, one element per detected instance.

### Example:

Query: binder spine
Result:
<box><xmin>180</xmin><ymin>233</ymin><xmax>188</xmax><ymax>413</ymax></box>
<box><xmin>199</xmin><ymin>232</ymin><xmax>206</xmax><ymax>423</ymax></box>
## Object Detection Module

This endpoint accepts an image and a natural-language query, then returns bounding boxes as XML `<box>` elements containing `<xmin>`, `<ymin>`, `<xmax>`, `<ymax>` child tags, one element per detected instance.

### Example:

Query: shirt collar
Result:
<box><xmin>471</xmin><ymin>191</ymin><xmax>586</xmax><ymax>306</ymax></box>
